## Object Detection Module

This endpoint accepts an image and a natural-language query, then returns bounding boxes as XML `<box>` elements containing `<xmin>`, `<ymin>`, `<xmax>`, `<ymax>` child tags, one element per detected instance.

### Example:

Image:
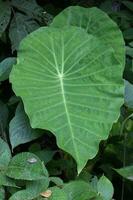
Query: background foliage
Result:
<box><xmin>0</xmin><ymin>0</ymin><xmax>133</xmax><ymax>199</ymax></box>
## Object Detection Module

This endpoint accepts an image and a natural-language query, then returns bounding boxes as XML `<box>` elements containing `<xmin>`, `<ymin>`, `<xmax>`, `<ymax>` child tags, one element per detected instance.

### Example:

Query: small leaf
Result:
<box><xmin>0</xmin><ymin>138</ymin><xmax>11</xmax><ymax>170</ymax></box>
<box><xmin>0</xmin><ymin>57</ymin><xmax>16</xmax><ymax>81</ymax></box>
<box><xmin>114</xmin><ymin>166</ymin><xmax>133</xmax><ymax>181</ymax></box>
<box><xmin>97</xmin><ymin>175</ymin><xmax>114</xmax><ymax>200</ymax></box>
<box><xmin>9</xmin><ymin>103</ymin><xmax>43</xmax><ymax>150</ymax></box>
<box><xmin>9</xmin><ymin>13</ymin><xmax>40</xmax><ymax>51</ymax></box>
<box><xmin>6</xmin><ymin>152</ymin><xmax>48</xmax><ymax>180</ymax></box>
<box><xmin>9</xmin><ymin>178</ymin><xmax>49</xmax><ymax>200</ymax></box>
<box><xmin>0</xmin><ymin>0</ymin><xmax>11</xmax><ymax>37</ymax></box>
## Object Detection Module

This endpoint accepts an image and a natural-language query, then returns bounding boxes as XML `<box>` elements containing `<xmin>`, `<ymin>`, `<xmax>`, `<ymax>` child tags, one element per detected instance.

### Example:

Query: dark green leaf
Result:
<box><xmin>9</xmin><ymin>13</ymin><xmax>40</xmax><ymax>51</ymax></box>
<box><xmin>0</xmin><ymin>57</ymin><xmax>16</xmax><ymax>81</ymax></box>
<box><xmin>0</xmin><ymin>0</ymin><xmax>11</xmax><ymax>37</ymax></box>
<box><xmin>9</xmin><ymin>103</ymin><xmax>43</xmax><ymax>149</ymax></box>
<box><xmin>11</xmin><ymin>0</ymin><xmax>43</xmax><ymax>20</ymax></box>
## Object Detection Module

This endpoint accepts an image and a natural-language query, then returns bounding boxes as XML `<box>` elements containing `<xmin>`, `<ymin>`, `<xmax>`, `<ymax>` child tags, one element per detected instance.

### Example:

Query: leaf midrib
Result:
<box><xmin>59</xmin><ymin>76</ymin><xmax>79</xmax><ymax>162</ymax></box>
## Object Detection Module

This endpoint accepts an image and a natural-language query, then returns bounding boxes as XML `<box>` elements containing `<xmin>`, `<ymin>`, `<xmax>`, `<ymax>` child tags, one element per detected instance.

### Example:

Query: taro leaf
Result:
<box><xmin>63</xmin><ymin>181</ymin><xmax>97</xmax><ymax>200</ymax></box>
<box><xmin>0</xmin><ymin>187</ymin><xmax>5</xmax><ymax>200</ymax></box>
<box><xmin>10</xmin><ymin>26</ymin><xmax>124</xmax><ymax>173</ymax></box>
<box><xmin>114</xmin><ymin>166</ymin><xmax>133</xmax><ymax>181</ymax></box>
<box><xmin>9</xmin><ymin>12</ymin><xmax>40</xmax><ymax>51</ymax></box>
<box><xmin>0</xmin><ymin>57</ymin><xmax>16</xmax><ymax>81</ymax></box>
<box><xmin>97</xmin><ymin>176</ymin><xmax>114</xmax><ymax>200</ymax></box>
<box><xmin>0</xmin><ymin>174</ymin><xmax>18</xmax><ymax>188</ymax></box>
<box><xmin>6</xmin><ymin>152</ymin><xmax>48</xmax><ymax>180</ymax></box>
<box><xmin>0</xmin><ymin>138</ymin><xmax>11</xmax><ymax>170</ymax></box>
<box><xmin>9</xmin><ymin>102</ymin><xmax>43</xmax><ymax>150</ymax></box>
<box><xmin>0</xmin><ymin>0</ymin><xmax>11</xmax><ymax>37</ymax></box>
<box><xmin>9</xmin><ymin>178</ymin><xmax>49</xmax><ymax>200</ymax></box>
<box><xmin>124</xmin><ymin>80</ymin><xmax>133</xmax><ymax>108</ymax></box>
<box><xmin>51</xmin><ymin>6</ymin><xmax>125</xmax><ymax>66</ymax></box>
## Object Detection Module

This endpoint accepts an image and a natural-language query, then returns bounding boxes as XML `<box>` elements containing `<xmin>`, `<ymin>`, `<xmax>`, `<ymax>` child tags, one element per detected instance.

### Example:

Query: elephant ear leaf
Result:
<box><xmin>10</xmin><ymin>26</ymin><xmax>124</xmax><ymax>173</ymax></box>
<box><xmin>51</xmin><ymin>6</ymin><xmax>125</xmax><ymax>66</ymax></box>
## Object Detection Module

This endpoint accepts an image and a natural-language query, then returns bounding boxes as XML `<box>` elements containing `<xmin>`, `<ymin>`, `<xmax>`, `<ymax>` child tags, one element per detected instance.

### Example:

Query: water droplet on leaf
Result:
<box><xmin>27</xmin><ymin>157</ymin><xmax>37</xmax><ymax>164</ymax></box>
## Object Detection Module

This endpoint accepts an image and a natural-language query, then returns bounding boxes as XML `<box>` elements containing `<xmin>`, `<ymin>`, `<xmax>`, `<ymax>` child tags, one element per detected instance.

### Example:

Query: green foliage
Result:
<box><xmin>0</xmin><ymin>0</ymin><xmax>133</xmax><ymax>199</ymax></box>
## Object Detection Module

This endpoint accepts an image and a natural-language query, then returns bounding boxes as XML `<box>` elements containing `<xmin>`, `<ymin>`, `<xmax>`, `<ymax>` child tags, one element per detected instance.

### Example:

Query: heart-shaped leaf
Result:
<box><xmin>10</xmin><ymin>26</ymin><xmax>124</xmax><ymax>173</ymax></box>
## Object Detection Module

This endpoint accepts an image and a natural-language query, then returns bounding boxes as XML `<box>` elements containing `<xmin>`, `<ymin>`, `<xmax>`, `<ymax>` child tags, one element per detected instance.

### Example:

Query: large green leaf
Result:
<box><xmin>10</xmin><ymin>26</ymin><xmax>124</xmax><ymax>173</ymax></box>
<box><xmin>0</xmin><ymin>138</ymin><xmax>11</xmax><ymax>170</ymax></box>
<box><xmin>0</xmin><ymin>0</ymin><xmax>11</xmax><ymax>37</ymax></box>
<box><xmin>9</xmin><ymin>103</ymin><xmax>43</xmax><ymax>149</ymax></box>
<box><xmin>6</xmin><ymin>152</ymin><xmax>48</xmax><ymax>180</ymax></box>
<box><xmin>51</xmin><ymin>6</ymin><xmax>125</xmax><ymax>66</ymax></box>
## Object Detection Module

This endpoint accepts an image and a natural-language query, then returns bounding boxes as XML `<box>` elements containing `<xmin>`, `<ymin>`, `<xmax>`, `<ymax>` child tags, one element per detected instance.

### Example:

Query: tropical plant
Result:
<box><xmin>0</xmin><ymin>0</ymin><xmax>133</xmax><ymax>199</ymax></box>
